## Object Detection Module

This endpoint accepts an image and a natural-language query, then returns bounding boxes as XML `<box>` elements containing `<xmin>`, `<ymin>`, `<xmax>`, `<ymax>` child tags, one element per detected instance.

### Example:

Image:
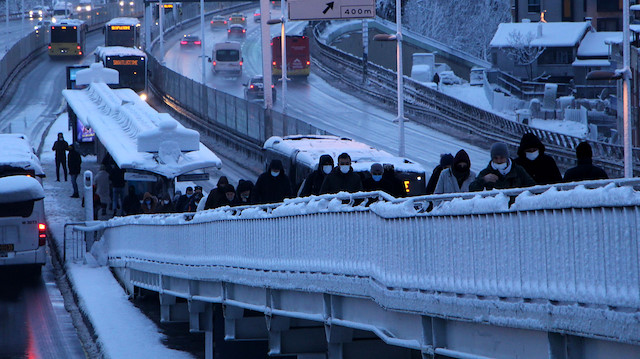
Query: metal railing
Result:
<box><xmin>63</xmin><ymin>221</ymin><xmax>105</xmax><ymax>263</ymax></box>
<box><xmin>310</xmin><ymin>23</ymin><xmax>640</xmax><ymax>177</ymax></box>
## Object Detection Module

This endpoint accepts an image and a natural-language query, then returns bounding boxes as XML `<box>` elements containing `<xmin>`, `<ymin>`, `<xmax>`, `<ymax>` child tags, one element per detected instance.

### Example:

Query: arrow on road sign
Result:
<box><xmin>322</xmin><ymin>2</ymin><xmax>334</xmax><ymax>14</ymax></box>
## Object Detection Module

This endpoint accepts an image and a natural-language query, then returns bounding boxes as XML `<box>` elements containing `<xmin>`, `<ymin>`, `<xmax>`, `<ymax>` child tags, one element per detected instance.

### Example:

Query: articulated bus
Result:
<box><xmin>271</xmin><ymin>35</ymin><xmax>310</xmax><ymax>79</ymax></box>
<box><xmin>105</xmin><ymin>17</ymin><xmax>141</xmax><ymax>48</ymax></box>
<box><xmin>95</xmin><ymin>46</ymin><xmax>147</xmax><ymax>95</ymax></box>
<box><xmin>48</xmin><ymin>19</ymin><xmax>88</xmax><ymax>58</ymax></box>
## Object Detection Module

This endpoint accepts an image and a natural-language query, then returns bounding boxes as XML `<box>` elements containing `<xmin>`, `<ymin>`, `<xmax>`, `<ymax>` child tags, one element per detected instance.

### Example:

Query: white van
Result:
<box><xmin>210</xmin><ymin>41</ymin><xmax>242</xmax><ymax>75</ymax></box>
<box><xmin>0</xmin><ymin>176</ymin><xmax>47</xmax><ymax>273</ymax></box>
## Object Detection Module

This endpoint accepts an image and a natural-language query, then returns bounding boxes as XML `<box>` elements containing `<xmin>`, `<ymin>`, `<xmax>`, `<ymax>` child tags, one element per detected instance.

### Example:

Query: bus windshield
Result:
<box><xmin>51</xmin><ymin>27</ymin><xmax>76</xmax><ymax>43</ymax></box>
<box><xmin>106</xmin><ymin>28</ymin><xmax>135</xmax><ymax>47</ymax></box>
<box><xmin>216</xmin><ymin>49</ymin><xmax>239</xmax><ymax>61</ymax></box>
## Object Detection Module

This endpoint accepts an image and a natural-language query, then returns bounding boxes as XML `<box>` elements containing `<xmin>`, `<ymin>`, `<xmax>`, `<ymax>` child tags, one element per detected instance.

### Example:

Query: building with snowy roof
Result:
<box><xmin>511</xmin><ymin>0</ymin><xmax>622</xmax><ymax>32</ymax></box>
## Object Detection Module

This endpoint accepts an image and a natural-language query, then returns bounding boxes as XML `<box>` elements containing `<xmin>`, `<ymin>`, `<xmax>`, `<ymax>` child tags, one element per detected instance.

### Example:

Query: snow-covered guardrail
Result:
<box><xmin>98</xmin><ymin>179</ymin><xmax>640</xmax><ymax>343</ymax></box>
<box><xmin>311</xmin><ymin>23</ymin><xmax>639</xmax><ymax>178</ymax></box>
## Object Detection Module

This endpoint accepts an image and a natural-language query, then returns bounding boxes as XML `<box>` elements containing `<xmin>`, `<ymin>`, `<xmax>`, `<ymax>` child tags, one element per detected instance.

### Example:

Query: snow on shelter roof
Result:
<box><xmin>264</xmin><ymin>135</ymin><xmax>425</xmax><ymax>173</ymax></box>
<box><xmin>96</xmin><ymin>46</ymin><xmax>146</xmax><ymax>58</ymax></box>
<box><xmin>0</xmin><ymin>134</ymin><xmax>45</xmax><ymax>177</ymax></box>
<box><xmin>62</xmin><ymin>83</ymin><xmax>222</xmax><ymax>178</ymax></box>
<box><xmin>106</xmin><ymin>17</ymin><xmax>140</xmax><ymax>26</ymax></box>
<box><xmin>490</xmin><ymin>22</ymin><xmax>591</xmax><ymax>48</ymax></box>
<box><xmin>577</xmin><ymin>31</ymin><xmax>620</xmax><ymax>58</ymax></box>
<box><xmin>0</xmin><ymin>176</ymin><xmax>45</xmax><ymax>203</ymax></box>
<box><xmin>55</xmin><ymin>18</ymin><xmax>85</xmax><ymax>26</ymax></box>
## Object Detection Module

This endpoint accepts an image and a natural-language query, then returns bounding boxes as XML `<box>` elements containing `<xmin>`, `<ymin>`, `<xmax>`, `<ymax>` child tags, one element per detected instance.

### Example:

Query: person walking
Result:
<box><xmin>299</xmin><ymin>154</ymin><xmax>334</xmax><ymax>197</ymax></box>
<box><xmin>67</xmin><ymin>144</ymin><xmax>82</xmax><ymax>198</ymax></box>
<box><xmin>94</xmin><ymin>165</ymin><xmax>111</xmax><ymax>216</ymax></box>
<box><xmin>204</xmin><ymin>177</ymin><xmax>230</xmax><ymax>210</ymax></box>
<box><xmin>52</xmin><ymin>132</ymin><xmax>69</xmax><ymax>181</ymax></box>
<box><xmin>514</xmin><ymin>133</ymin><xmax>562</xmax><ymax>185</ymax></box>
<box><xmin>236</xmin><ymin>180</ymin><xmax>254</xmax><ymax>205</ymax></box>
<box><xmin>434</xmin><ymin>149</ymin><xmax>475</xmax><ymax>194</ymax></box>
<box><xmin>563</xmin><ymin>142</ymin><xmax>608</xmax><ymax>182</ymax></box>
<box><xmin>319</xmin><ymin>153</ymin><xmax>363</xmax><ymax>194</ymax></box>
<box><xmin>140</xmin><ymin>192</ymin><xmax>158</xmax><ymax>214</ymax></box>
<box><xmin>470</xmin><ymin>142</ymin><xmax>535</xmax><ymax>191</ymax></box>
<box><xmin>175</xmin><ymin>186</ymin><xmax>194</xmax><ymax>212</ymax></box>
<box><xmin>252</xmin><ymin>159</ymin><xmax>292</xmax><ymax>204</ymax></box>
<box><xmin>426</xmin><ymin>153</ymin><xmax>454</xmax><ymax>195</ymax></box>
<box><xmin>362</xmin><ymin>163</ymin><xmax>398</xmax><ymax>196</ymax></box>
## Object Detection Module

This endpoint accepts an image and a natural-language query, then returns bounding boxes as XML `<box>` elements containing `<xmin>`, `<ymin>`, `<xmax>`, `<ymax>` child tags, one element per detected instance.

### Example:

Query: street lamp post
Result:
<box><xmin>267</xmin><ymin>7</ymin><xmax>287</xmax><ymax>113</ymax></box>
<box><xmin>373</xmin><ymin>0</ymin><xmax>405</xmax><ymax>157</ymax></box>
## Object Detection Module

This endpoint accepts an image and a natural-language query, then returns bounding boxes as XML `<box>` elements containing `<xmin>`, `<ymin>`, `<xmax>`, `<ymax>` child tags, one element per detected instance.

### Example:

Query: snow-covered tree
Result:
<box><xmin>402</xmin><ymin>0</ymin><xmax>511</xmax><ymax>61</ymax></box>
<box><xmin>503</xmin><ymin>30</ymin><xmax>546</xmax><ymax>80</ymax></box>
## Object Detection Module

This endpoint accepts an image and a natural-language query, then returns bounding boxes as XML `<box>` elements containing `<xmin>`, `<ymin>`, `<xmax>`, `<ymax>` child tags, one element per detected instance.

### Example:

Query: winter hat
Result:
<box><xmin>370</xmin><ymin>163</ymin><xmax>383</xmax><ymax>174</ymax></box>
<box><xmin>518</xmin><ymin>133</ymin><xmax>544</xmax><ymax>157</ymax></box>
<box><xmin>217</xmin><ymin>176</ymin><xmax>229</xmax><ymax>187</ymax></box>
<box><xmin>490</xmin><ymin>142</ymin><xmax>509</xmax><ymax>159</ymax></box>
<box><xmin>223</xmin><ymin>184</ymin><xmax>236</xmax><ymax>194</ymax></box>
<box><xmin>269</xmin><ymin>159</ymin><xmax>284</xmax><ymax>171</ymax></box>
<box><xmin>576</xmin><ymin>142</ymin><xmax>592</xmax><ymax>160</ymax></box>
<box><xmin>236</xmin><ymin>179</ymin><xmax>254</xmax><ymax>193</ymax></box>
<box><xmin>439</xmin><ymin>153</ymin><xmax>454</xmax><ymax>167</ymax></box>
<box><xmin>319</xmin><ymin>154</ymin><xmax>334</xmax><ymax>167</ymax></box>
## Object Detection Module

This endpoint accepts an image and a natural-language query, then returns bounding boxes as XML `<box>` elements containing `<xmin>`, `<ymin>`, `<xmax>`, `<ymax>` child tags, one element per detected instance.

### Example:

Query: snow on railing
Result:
<box><xmin>99</xmin><ymin>179</ymin><xmax>640</xmax><ymax>311</ymax></box>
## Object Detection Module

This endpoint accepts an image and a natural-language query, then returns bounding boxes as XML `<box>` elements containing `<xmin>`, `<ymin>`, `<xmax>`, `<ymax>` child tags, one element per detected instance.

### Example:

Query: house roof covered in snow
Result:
<box><xmin>263</xmin><ymin>135</ymin><xmax>425</xmax><ymax>174</ymax></box>
<box><xmin>490</xmin><ymin>22</ymin><xmax>591</xmax><ymax>48</ymax></box>
<box><xmin>577</xmin><ymin>31</ymin><xmax>620</xmax><ymax>58</ymax></box>
<box><xmin>0</xmin><ymin>134</ymin><xmax>45</xmax><ymax>177</ymax></box>
<box><xmin>62</xmin><ymin>83</ymin><xmax>222</xmax><ymax>178</ymax></box>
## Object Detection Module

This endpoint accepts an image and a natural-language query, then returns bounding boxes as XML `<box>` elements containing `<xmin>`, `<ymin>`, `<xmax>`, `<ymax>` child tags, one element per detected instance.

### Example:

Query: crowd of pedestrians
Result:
<box><xmin>55</xmin><ymin>132</ymin><xmax>611</xmax><ymax>217</ymax></box>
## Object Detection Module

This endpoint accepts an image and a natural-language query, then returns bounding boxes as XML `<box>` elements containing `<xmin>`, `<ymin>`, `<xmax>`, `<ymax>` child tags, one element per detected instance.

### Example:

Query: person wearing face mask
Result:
<box><xmin>514</xmin><ymin>133</ymin><xmax>562</xmax><ymax>185</ymax></box>
<box><xmin>252</xmin><ymin>159</ymin><xmax>292</xmax><ymax>204</ymax></box>
<box><xmin>470</xmin><ymin>142</ymin><xmax>535</xmax><ymax>192</ymax></box>
<box><xmin>213</xmin><ymin>184</ymin><xmax>238</xmax><ymax>208</ymax></box>
<box><xmin>362</xmin><ymin>163</ymin><xmax>398</xmax><ymax>196</ymax></box>
<box><xmin>236</xmin><ymin>179</ymin><xmax>254</xmax><ymax>205</ymax></box>
<box><xmin>434</xmin><ymin>149</ymin><xmax>476</xmax><ymax>195</ymax></box>
<box><xmin>426</xmin><ymin>153</ymin><xmax>454</xmax><ymax>195</ymax></box>
<box><xmin>174</xmin><ymin>186</ymin><xmax>194</xmax><ymax>212</ymax></box>
<box><xmin>320</xmin><ymin>153</ymin><xmax>363</xmax><ymax>195</ymax></box>
<box><xmin>299</xmin><ymin>154</ymin><xmax>335</xmax><ymax>197</ymax></box>
<box><xmin>140</xmin><ymin>192</ymin><xmax>158</xmax><ymax>214</ymax></box>
<box><xmin>204</xmin><ymin>177</ymin><xmax>229</xmax><ymax>210</ymax></box>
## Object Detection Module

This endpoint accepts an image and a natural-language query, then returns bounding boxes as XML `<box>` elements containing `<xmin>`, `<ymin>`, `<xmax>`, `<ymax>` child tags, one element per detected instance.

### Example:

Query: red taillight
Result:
<box><xmin>213</xmin><ymin>61</ymin><xmax>216</xmax><ymax>66</ymax></box>
<box><xmin>77</xmin><ymin>45</ymin><xmax>81</xmax><ymax>49</ymax></box>
<box><xmin>250</xmin><ymin>84</ymin><xmax>254</xmax><ymax>89</ymax></box>
<box><xmin>242</xmin><ymin>29</ymin><xmax>246</xmax><ymax>33</ymax></box>
<box><xmin>271</xmin><ymin>85</ymin><xmax>274</xmax><ymax>88</ymax></box>
<box><xmin>239</xmin><ymin>61</ymin><xmax>243</xmax><ymax>66</ymax></box>
<box><xmin>241</xmin><ymin>17</ymin><xmax>245</xmax><ymax>21</ymax></box>
<box><xmin>48</xmin><ymin>45</ymin><xmax>51</xmax><ymax>49</ymax></box>
<box><xmin>210</xmin><ymin>20</ymin><xmax>213</xmax><ymax>24</ymax></box>
<box><xmin>272</xmin><ymin>61</ymin><xmax>276</xmax><ymax>66</ymax></box>
<box><xmin>194</xmin><ymin>41</ymin><xmax>201</xmax><ymax>45</ymax></box>
<box><xmin>180</xmin><ymin>41</ymin><xmax>187</xmax><ymax>44</ymax></box>
<box><xmin>224</xmin><ymin>20</ymin><xmax>227</xmax><ymax>24</ymax></box>
<box><xmin>79</xmin><ymin>51</ymin><xmax>82</xmax><ymax>55</ymax></box>
<box><xmin>228</xmin><ymin>17</ymin><xmax>232</xmax><ymax>21</ymax></box>
<box><xmin>306</xmin><ymin>61</ymin><xmax>310</xmax><ymax>65</ymax></box>
<box><xmin>227</xmin><ymin>29</ymin><xmax>230</xmax><ymax>32</ymax></box>
<box><xmin>38</xmin><ymin>223</ymin><xmax>46</xmax><ymax>246</ymax></box>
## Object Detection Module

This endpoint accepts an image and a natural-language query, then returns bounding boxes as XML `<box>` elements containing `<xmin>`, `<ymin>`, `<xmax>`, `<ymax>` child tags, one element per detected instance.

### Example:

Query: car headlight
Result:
<box><xmin>76</xmin><ymin>6</ymin><xmax>81</xmax><ymax>11</ymax></box>
<box><xmin>85</xmin><ymin>5</ymin><xmax>91</xmax><ymax>11</ymax></box>
<box><xmin>119</xmin><ymin>1</ymin><xmax>124</xmax><ymax>6</ymax></box>
<box><xmin>139</xmin><ymin>93</ymin><xmax>148</xmax><ymax>101</ymax></box>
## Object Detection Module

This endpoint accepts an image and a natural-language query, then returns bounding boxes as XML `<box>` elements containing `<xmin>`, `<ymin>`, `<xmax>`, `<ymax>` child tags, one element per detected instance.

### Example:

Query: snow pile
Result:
<box><xmin>430</xmin><ymin>193</ymin><xmax>510</xmax><ymax>215</ymax></box>
<box><xmin>512</xmin><ymin>183</ymin><xmax>640</xmax><ymax>211</ymax></box>
<box><xmin>0</xmin><ymin>175</ymin><xmax>45</xmax><ymax>202</ymax></box>
<box><xmin>369</xmin><ymin>200</ymin><xmax>418</xmax><ymax>218</ymax></box>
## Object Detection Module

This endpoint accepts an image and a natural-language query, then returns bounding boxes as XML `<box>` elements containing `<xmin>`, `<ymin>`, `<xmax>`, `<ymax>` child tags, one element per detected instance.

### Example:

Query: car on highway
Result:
<box><xmin>210</xmin><ymin>15</ymin><xmax>227</xmax><ymax>29</ymax></box>
<box><xmin>244</xmin><ymin>75</ymin><xmax>276</xmax><ymax>102</ymax></box>
<box><xmin>34</xmin><ymin>19</ymin><xmax>51</xmax><ymax>34</ymax></box>
<box><xmin>228</xmin><ymin>13</ymin><xmax>246</xmax><ymax>26</ymax></box>
<box><xmin>210</xmin><ymin>41</ymin><xmax>242</xmax><ymax>75</ymax></box>
<box><xmin>253</xmin><ymin>12</ymin><xmax>261</xmax><ymax>23</ymax></box>
<box><xmin>227</xmin><ymin>24</ymin><xmax>246</xmax><ymax>39</ymax></box>
<box><xmin>180</xmin><ymin>34</ymin><xmax>201</xmax><ymax>47</ymax></box>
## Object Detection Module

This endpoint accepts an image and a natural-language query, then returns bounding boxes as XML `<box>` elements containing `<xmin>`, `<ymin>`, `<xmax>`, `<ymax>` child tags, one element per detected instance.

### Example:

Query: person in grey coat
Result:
<box><xmin>434</xmin><ymin>149</ymin><xmax>475</xmax><ymax>194</ymax></box>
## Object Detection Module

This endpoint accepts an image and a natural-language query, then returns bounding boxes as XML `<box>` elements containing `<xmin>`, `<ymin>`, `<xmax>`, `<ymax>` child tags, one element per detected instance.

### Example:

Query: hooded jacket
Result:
<box><xmin>563</xmin><ymin>143</ymin><xmax>608</xmax><ymax>182</ymax></box>
<box><xmin>434</xmin><ymin>150</ymin><xmax>476</xmax><ymax>194</ymax></box>
<box><xmin>470</xmin><ymin>159</ymin><xmax>535</xmax><ymax>191</ymax></box>
<box><xmin>252</xmin><ymin>160</ymin><xmax>292</xmax><ymax>204</ymax></box>
<box><xmin>67</xmin><ymin>147</ymin><xmax>82</xmax><ymax>175</ymax></box>
<box><xmin>514</xmin><ymin>133</ymin><xmax>562</xmax><ymax>185</ymax></box>
<box><xmin>299</xmin><ymin>155</ymin><xmax>334</xmax><ymax>197</ymax></box>
<box><xmin>319</xmin><ymin>165</ymin><xmax>363</xmax><ymax>195</ymax></box>
<box><xmin>140</xmin><ymin>192</ymin><xmax>158</xmax><ymax>214</ymax></box>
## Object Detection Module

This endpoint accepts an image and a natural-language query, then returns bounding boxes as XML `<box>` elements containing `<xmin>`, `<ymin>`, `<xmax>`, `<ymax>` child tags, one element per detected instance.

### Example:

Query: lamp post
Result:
<box><xmin>586</xmin><ymin>0</ymin><xmax>632</xmax><ymax>177</ymax></box>
<box><xmin>267</xmin><ymin>6</ymin><xmax>287</xmax><ymax>113</ymax></box>
<box><xmin>373</xmin><ymin>0</ymin><xmax>405</xmax><ymax>157</ymax></box>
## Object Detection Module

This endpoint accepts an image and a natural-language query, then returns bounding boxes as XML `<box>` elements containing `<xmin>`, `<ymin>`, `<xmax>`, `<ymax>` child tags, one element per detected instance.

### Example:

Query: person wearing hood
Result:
<box><xmin>299</xmin><ymin>154</ymin><xmax>334</xmax><ymax>197</ymax></box>
<box><xmin>426</xmin><ymin>153</ymin><xmax>454</xmax><ymax>195</ymax></box>
<box><xmin>67</xmin><ymin>144</ymin><xmax>82</xmax><ymax>198</ymax></box>
<box><xmin>252</xmin><ymin>159</ymin><xmax>292</xmax><ymax>204</ymax></box>
<box><xmin>363</xmin><ymin>163</ymin><xmax>399</xmax><ymax>196</ymax></box>
<box><xmin>563</xmin><ymin>142</ymin><xmax>608</xmax><ymax>182</ymax></box>
<box><xmin>204</xmin><ymin>176</ymin><xmax>229</xmax><ymax>210</ymax></box>
<box><xmin>236</xmin><ymin>179</ymin><xmax>254</xmax><ymax>205</ymax></box>
<box><xmin>514</xmin><ymin>133</ymin><xmax>562</xmax><ymax>185</ymax></box>
<box><xmin>214</xmin><ymin>184</ymin><xmax>239</xmax><ymax>208</ymax></box>
<box><xmin>140</xmin><ymin>192</ymin><xmax>158</xmax><ymax>214</ymax></box>
<box><xmin>434</xmin><ymin>149</ymin><xmax>476</xmax><ymax>194</ymax></box>
<box><xmin>470</xmin><ymin>142</ymin><xmax>535</xmax><ymax>191</ymax></box>
<box><xmin>122</xmin><ymin>185</ymin><xmax>141</xmax><ymax>215</ymax></box>
<box><xmin>174</xmin><ymin>186</ymin><xmax>194</xmax><ymax>212</ymax></box>
<box><xmin>320</xmin><ymin>153</ymin><xmax>363</xmax><ymax>194</ymax></box>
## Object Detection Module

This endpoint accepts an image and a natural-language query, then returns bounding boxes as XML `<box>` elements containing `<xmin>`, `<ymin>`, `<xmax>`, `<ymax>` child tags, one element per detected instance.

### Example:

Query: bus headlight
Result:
<box><xmin>85</xmin><ymin>5</ymin><xmax>91</xmax><ymax>11</ymax></box>
<box><xmin>51</xmin><ymin>17</ymin><xmax>57</xmax><ymax>23</ymax></box>
<box><xmin>76</xmin><ymin>6</ymin><xmax>82</xmax><ymax>12</ymax></box>
<box><xmin>139</xmin><ymin>93</ymin><xmax>148</xmax><ymax>101</ymax></box>
<box><xmin>119</xmin><ymin>1</ymin><xmax>124</xmax><ymax>6</ymax></box>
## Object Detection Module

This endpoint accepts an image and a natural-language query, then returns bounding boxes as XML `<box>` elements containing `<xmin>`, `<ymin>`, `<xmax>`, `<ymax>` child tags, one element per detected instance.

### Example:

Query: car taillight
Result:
<box><xmin>306</xmin><ymin>61</ymin><xmax>310</xmax><ymax>65</ymax></box>
<box><xmin>241</xmin><ymin>17</ymin><xmax>245</xmax><ymax>21</ymax></box>
<box><xmin>227</xmin><ymin>29</ymin><xmax>230</xmax><ymax>32</ymax></box>
<box><xmin>38</xmin><ymin>223</ymin><xmax>46</xmax><ymax>246</ymax></box>
<box><xmin>272</xmin><ymin>61</ymin><xmax>276</xmax><ymax>66</ymax></box>
<box><xmin>181</xmin><ymin>41</ymin><xmax>187</xmax><ymax>44</ymax></box>
<box><xmin>242</xmin><ymin>29</ymin><xmax>246</xmax><ymax>33</ymax></box>
<box><xmin>212</xmin><ymin>61</ymin><xmax>216</xmax><ymax>66</ymax></box>
<box><xmin>77</xmin><ymin>45</ymin><xmax>81</xmax><ymax>49</ymax></box>
<box><xmin>210</xmin><ymin>20</ymin><xmax>213</xmax><ymax>24</ymax></box>
<box><xmin>79</xmin><ymin>51</ymin><xmax>82</xmax><ymax>55</ymax></box>
<box><xmin>194</xmin><ymin>41</ymin><xmax>201</xmax><ymax>45</ymax></box>
<box><xmin>250</xmin><ymin>84</ymin><xmax>254</xmax><ymax>89</ymax></box>
<box><xmin>271</xmin><ymin>85</ymin><xmax>274</xmax><ymax>88</ymax></box>
<box><xmin>224</xmin><ymin>20</ymin><xmax>227</xmax><ymax>24</ymax></box>
<box><xmin>48</xmin><ymin>45</ymin><xmax>51</xmax><ymax>49</ymax></box>
<box><xmin>239</xmin><ymin>61</ymin><xmax>243</xmax><ymax>66</ymax></box>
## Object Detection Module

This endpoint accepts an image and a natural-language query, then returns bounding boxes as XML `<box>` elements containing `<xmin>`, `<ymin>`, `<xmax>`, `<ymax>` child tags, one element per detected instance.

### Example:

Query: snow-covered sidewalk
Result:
<box><xmin>41</xmin><ymin>114</ymin><xmax>195</xmax><ymax>359</ymax></box>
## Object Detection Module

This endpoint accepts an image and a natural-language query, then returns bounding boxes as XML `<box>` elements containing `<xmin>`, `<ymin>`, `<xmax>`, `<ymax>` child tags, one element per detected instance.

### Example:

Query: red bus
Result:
<box><xmin>271</xmin><ymin>35</ymin><xmax>310</xmax><ymax>79</ymax></box>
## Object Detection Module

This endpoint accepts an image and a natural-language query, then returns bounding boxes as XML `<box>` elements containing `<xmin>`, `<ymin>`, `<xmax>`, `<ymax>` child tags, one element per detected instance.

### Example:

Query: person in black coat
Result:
<box><xmin>363</xmin><ymin>163</ymin><xmax>401</xmax><ymax>196</ymax></box>
<box><xmin>252</xmin><ymin>160</ymin><xmax>292</xmax><ymax>204</ymax></box>
<box><xmin>122</xmin><ymin>185</ymin><xmax>141</xmax><ymax>215</ymax></box>
<box><xmin>67</xmin><ymin>144</ymin><xmax>82</xmax><ymax>198</ymax></box>
<box><xmin>214</xmin><ymin>184</ymin><xmax>239</xmax><ymax>208</ymax></box>
<box><xmin>236</xmin><ymin>179</ymin><xmax>254</xmax><ymax>205</ymax></box>
<box><xmin>299</xmin><ymin>154</ymin><xmax>334</xmax><ymax>197</ymax></box>
<box><xmin>320</xmin><ymin>153</ymin><xmax>363</xmax><ymax>194</ymax></box>
<box><xmin>204</xmin><ymin>176</ymin><xmax>229</xmax><ymax>210</ymax></box>
<box><xmin>174</xmin><ymin>186</ymin><xmax>194</xmax><ymax>212</ymax></box>
<box><xmin>52</xmin><ymin>132</ymin><xmax>69</xmax><ymax>181</ymax></box>
<box><xmin>514</xmin><ymin>133</ymin><xmax>562</xmax><ymax>185</ymax></box>
<box><xmin>563</xmin><ymin>142</ymin><xmax>608</xmax><ymax>182</ymax></box>
<box><xmin>470</xmin><ymin>142</ymin><xmax>535</xmax><ymax>191</ymax></box>
<box><xmin>426</xmin><ymin>153</ymin><xmax>453</xmax><ymax>194</ymax></box>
